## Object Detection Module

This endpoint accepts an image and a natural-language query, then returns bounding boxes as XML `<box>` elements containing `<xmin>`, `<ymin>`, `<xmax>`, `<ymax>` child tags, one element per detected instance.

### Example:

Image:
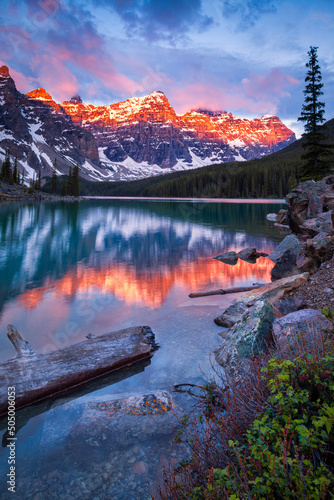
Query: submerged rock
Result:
<box><xmin>213</xmin><ymin>251</ymin><xmax>238</xmax><ymax>265</ymax></box>
<box><xmin>237</xmin><ymin>247</ymin><xmax>267</xmax><ymax>263</ymax></box>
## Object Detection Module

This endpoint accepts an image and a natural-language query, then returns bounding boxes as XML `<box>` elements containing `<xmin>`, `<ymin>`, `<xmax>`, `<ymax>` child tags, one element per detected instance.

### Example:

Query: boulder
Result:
<box><xmin>274</xmin><ymin>296</ymin><xmax>307</xmax><ymax>315</ymax></box>
<box><xmin>237</xmin><ymin>247</ymin><xmax>265</xmax><ymax>263</ymax></box>
<box><xmin>266</xmin><ymin>213</ymin><xmax>278</xmax><ymax>222</ymax></box>
<box><xmin>214</xmin><ymin>301</ymin><xmax>248</xmax><ymax>328</ymax></box>
<box><xmin>295</xmin><ymin>254</ymin><xmax>319</xmax><ymax>274</ymax></box>
<box><xmin>268</xmin><ymin>235</ymin><xmax>303</xmax><ymax>263</ymax></box>
<box><xmin>307</xmin><ymin>194</ymin><xmax>323</xmax><ymax>218</ymax></box>
<box><xmin>214</xmin><ymin>300</ymin><xmax>278</xmax><ymax>373</ymax></box>
<box><xmin>324</xmin><ymin>194</ymin><xmax>334</xmax><ymax>211</ymax></box>
<box><xmin>273</xmin><ymin>309</ymin><xmax>333</xmax><ymax>353</ymax></box>
<box><xmin>268</xmin><ymin>235</ymin><xmax>304</xmax><ymax>280</ymax></box>
<box><xmin>276</xmin><ymin>209</ymin><xmax>288</xmax><ymax>224</ymax></box>
<box><xmin>214</xmin><ymin>273</ymin><xmax>309</xmax><ymax>327</ymax></box>
<box><xmin>271</xmin><ymin>249</ymin><xmax>302</xmax><ymax>280</ymax></box>
<box><xmin>285</xmin><ymin>176</ymin><xmax>334</xmax><ymax>233</ymax></box>
<box><xmin>213</xmin><ymin>251</ymin><xmax>238</xmax><ymax>265</ymax></box>
<box><xmin>306</xmin><ymin>232</ymin><xmax>334</xmax><ymax>262</ymax></box>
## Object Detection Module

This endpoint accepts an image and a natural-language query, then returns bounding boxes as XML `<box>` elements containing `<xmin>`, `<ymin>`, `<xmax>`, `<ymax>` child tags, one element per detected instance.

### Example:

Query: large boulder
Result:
<box><xmin>214</xmin><ymin>301</ymin><xmax>248</xmax><ymax>328</ymax></box>
<box><xmin>268</xmin><ymin>235</ymin><xmax>303</xmax><ymax>263</ymax></box>
<box><xmin>214</xmin><ymin>273</ymin><xmax>309</xmax><ymax>327</ymax></box>
<box><xmin>306</xmin><ymin>231</ymin><xmax>334</xmax><ymax>263</ymax></box>
<box><xmin>268</xmin><ymin>235</ymin><xmax>304</xmax><ymax>280</ymax></box>
<box><xmin>273</xmin><ymin>308</ymin><xmax>333</xmax><ymax>353</ymax></box>
<box><xmin>285</xmin><ymin>175</ymin><xmax>334</xmax><ymax>233</ymax></box>
<box><xmin>214</xmin><ymin>300</ymin><xmax>278</xmax><ymax>374</ymax></box>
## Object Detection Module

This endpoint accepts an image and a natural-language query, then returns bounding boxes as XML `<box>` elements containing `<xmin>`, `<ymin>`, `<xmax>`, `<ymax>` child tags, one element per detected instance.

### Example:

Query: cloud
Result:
<box><xmin>94</xmin><ymin>0</ymin><xmax>213</xmax><ymax>41</ymax></box>
<box><xmin>167</xmin><ymin>81</ymin><xmax>284</xmax><ymax>116</ymax></box>
<box><xmin>0</xmin><ymin>1</ymin><xmax>143</xmax><ymax>100</ymax></box>
<box><xmin>220</xmin><ymin>0</ymin><xmax>278</xmax><ymax>30</ymax></box>
<box><xmin>242</xmin><ymin>68</ymin><xmax>300</xmax><ymax>100</ymax></box>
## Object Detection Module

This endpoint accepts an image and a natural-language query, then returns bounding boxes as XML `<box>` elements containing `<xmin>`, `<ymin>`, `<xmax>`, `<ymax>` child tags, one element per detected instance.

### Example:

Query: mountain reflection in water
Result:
<box><xmin>0</xmin><ymin>198</ymin><xmax>283</xmax><ymax>361</ymax></box>
<box><xmin>0</xmin><ymin>198</ymin><xmax>285</xmax><ymax>499</ymax></box>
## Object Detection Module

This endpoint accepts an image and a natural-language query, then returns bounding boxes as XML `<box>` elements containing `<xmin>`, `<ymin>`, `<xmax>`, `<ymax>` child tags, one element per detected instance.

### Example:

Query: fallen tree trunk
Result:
<box><xmin>189</xmin><ymin>283</ymin><xmax>267</xmax><ymax>298</ymax></box>
<box><xmin>0</xmin><ymin>324</ymin><xmax>157</xmax><ymax>416</ymax></box>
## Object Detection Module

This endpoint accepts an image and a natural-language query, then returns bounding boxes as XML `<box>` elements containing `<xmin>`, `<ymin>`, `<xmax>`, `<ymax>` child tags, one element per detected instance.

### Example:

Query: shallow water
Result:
<box><xmin>0</xmin><ymin>198</ymin><xmax>285</xmax><ymax>499</ymax></box>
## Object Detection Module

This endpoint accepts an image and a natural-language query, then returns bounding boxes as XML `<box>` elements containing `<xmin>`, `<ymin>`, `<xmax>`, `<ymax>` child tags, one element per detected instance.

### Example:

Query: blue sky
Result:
<box><xmin>1</xmin><ymin>0</ymin><xmax>333</xmax><ymax>136</ymax></box>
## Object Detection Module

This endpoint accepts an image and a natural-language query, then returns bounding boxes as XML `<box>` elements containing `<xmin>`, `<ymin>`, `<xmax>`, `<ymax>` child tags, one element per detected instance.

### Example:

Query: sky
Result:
<box><xmin>0</xmin><ymin>0</ymin><xmax>334</xmax><ymax>137</ymax></box>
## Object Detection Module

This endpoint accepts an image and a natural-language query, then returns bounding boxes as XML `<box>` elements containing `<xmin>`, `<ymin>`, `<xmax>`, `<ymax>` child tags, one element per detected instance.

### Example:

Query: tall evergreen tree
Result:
<box><xmin>68</xmin><ymin>166</ymin><xmax>73</xmax><ymax>195</ymax></box>
<box><xmin>13</xmin><ymin>157</ymin><xmax>18</xmax><ymax>184</ymax></box>
<box><xmin>52</xmin><ymin>158</ymin><xmax>58</xmax><ymax>194</ymax></box>
<box><xmin>1</xmin><ymin>149</ymin><xmax>13</xmax><ymax>183</ymax></box>
<box><xmin>298</xmin><ymin>46</ymin><xmax>333</xmax><ymax>181</ymax></box>
<box><xmin>61</xmin><ymin>178</ymin><xmax>67</xmax><ymax>196</ymax></box>
<box><xmin>72</xmin><ymin>164</ymin><xmax>80</xmax><ymax>197</ymax></box>
<box><xmin>36</xmin><ymin>169</ymin><xmax>42</xmax><ymax>191</ymax></box>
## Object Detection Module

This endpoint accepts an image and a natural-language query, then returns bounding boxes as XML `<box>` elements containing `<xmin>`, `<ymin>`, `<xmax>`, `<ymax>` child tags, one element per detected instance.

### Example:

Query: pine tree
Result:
<box><xmin>72</xmin><ymin>164</ymin><xmax>80</xmax><ymax>197</ymax></box>
<box><xmin>68</xmin><ymin>166</ymin><xmax>73</xmax><ymax>195</ymax></box>
<box><xmin>13</xmin><ymin>157</ymin><xmax>18</xmax><ymax>184</ymax></box>
<box><xmin>52</xmin><ymin>158</ymin><xmax>58</xmax><ymax>194</ymax></box>
<box><xmin>1</xmin><ymin>149</ymin><xmax>13</xmax><ymax>183</ymax></box>
<box><xmin>61</xmin><ymin>178</ymin><xmax>67</xmax><ymax>196</ymax></box>
<box><xmin>36</xmin><ymin>169</ymin><xmax>42</xmax><ymax>191</ymax></box>
<box><xmin>298</xmin><ymin>46</ymin><xmax>333</xmax><ymax>181</ymax></box>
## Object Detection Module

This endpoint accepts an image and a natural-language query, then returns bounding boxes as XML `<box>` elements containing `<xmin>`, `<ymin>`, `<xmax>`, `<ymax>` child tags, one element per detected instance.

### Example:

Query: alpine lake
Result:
<box><xmin>0</xmin><ymin>197</ymin><xmax>286</xmax><ymax>500</ymax></box>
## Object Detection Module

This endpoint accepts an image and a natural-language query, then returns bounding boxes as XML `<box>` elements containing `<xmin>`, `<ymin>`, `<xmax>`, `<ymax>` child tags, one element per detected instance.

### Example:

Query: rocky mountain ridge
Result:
<box><xmin>0</xmin><ymin>65</ymin><xmax>296</xmax><ymax>183</ymax></box>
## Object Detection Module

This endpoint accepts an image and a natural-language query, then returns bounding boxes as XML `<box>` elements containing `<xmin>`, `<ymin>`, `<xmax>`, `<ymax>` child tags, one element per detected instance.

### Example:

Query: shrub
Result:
<box><xmin>157</xmin><ymin>347</ymin><xmax>334</xmax><ymax>499</ymax></box>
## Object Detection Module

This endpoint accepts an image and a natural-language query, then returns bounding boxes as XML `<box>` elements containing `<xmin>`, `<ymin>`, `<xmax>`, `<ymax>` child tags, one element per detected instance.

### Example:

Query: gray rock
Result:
<box><xmin>213</xmin><ymin>251</ymin><xmax>238</xmax><ymax>265</ymax></box>
<box><xmin>307</xmin><ymin>194</ymin><xmax>323</xmax><ymax>218</ymax></box>
<box><xmin>214</xmin><ymin>300</ymin><xmax>277</xmax><ymax>373</ymax></box>
<box><xmin>214</xmin><ymin>301</ymin><xmax>249</xmax><ymax>328</ymax></box>
<box><xmin>269</xmin><ymin>235</ymin><xmax>304</xmax><ymax>280</ymax></box>
<box><xmin>214</xmin><ymin>273</ymin><xmax>309</xmax><ymax>329</ymax></box>
<box><xmin>271</xmin><ymin>249</ymin><xmax>302</xmax><ymax>280</ymax></box>
<box><xmin>266</xmin><ymin>213</ymin><xmax>278</xmax><ymax>222</ymax></box>
<box><xmin>236</xmin><ymin>247</ymin><xmax>267</xmax><ymax>263</ymax></box>
<box><xmin>273</xmin><ymin>308</ymin><xmax>333</xmax><ymax>352</ymax></box>
<box><xmin>275</xmin><ymin>296</ymin><xmax>307</xmax><ymax>315</ymax></box>
<box><xmin>268</xmin><ymin>235</ymin><xmax>303</xmax><ymax>263</ymax></box>
<box><xmin>276</xmin><ymin>209</ymin><xmax>288</xmax><ymax>224</ymax></box>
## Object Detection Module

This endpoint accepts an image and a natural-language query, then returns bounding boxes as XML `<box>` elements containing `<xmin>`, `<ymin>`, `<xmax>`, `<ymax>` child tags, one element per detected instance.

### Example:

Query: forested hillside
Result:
<box><xmin>43</xmin><ymin>118</ymin><xmax>334</xmax><ymax>198</ymax></box>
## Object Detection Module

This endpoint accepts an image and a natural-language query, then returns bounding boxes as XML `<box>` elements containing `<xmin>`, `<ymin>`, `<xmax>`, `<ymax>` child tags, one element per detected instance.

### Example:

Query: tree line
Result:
<box><xmin>0</xmin><ymin>151</ymin><xmax>80</xmax><ymax>197</ymax></box>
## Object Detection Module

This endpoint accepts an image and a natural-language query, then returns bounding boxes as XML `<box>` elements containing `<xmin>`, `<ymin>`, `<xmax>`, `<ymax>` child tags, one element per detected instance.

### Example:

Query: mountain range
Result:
<box><xmin>0</xmin><ymin>65</ymin><xmax>296</xmax><ymax>183</ymax></box>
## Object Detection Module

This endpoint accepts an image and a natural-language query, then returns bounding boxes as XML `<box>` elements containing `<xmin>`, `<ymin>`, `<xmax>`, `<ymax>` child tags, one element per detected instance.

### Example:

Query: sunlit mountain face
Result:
<box><xmin>0</xmin><ymin>66</ymin><xmax>295</xmax><ymax>183</ymax></box>
<box><xmin>0</xmin><ymin>199</ymin><xmax>284</xmax><ymax>361</ymax></box>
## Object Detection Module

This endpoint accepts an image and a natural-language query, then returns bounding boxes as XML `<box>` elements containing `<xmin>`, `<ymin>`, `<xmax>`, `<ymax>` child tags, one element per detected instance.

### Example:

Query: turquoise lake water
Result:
<box><xmin>0</xmin><ymin>198</ymin><xmax>285</xmax><ymax>499</ymax></box>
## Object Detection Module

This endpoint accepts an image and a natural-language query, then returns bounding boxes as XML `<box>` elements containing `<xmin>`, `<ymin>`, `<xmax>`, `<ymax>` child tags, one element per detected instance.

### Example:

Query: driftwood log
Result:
<box><xmin>0</xmin><ymin>324</ymin><xmax>158</xmax><ymax>416</ymax></box>
<box><xmin>189</xmin><ymin>283</ymin><xmax>267</xmax><ymax>298</ymax></box>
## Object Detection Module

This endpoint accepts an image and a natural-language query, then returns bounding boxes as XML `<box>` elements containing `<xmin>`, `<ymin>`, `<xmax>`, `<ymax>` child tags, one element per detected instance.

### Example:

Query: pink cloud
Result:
<box><xmin>242</xmin><ymin>68</ymin><xmax>300</xmax><ymax>100</ymax></box>
<box><xmin>167</xmin><ymin>82</ymin><xmax>281</xmax><ymax>116</ymax></box>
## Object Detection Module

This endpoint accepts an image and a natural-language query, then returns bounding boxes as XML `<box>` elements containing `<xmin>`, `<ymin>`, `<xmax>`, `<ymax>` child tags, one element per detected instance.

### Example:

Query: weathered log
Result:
<box><xmin>7</xmin><ymin>324</ymin><xmax>36</xmax><ymax>358</ymax></box>
<box><xmin>0</xmin><ymin>325</ymin><xmax>157</xmax><ymax>416</ymax></box>
<box><xmin>189</xmin><ymin>284</ymin><xmax>267</xmax><ymax>298</ymax></box>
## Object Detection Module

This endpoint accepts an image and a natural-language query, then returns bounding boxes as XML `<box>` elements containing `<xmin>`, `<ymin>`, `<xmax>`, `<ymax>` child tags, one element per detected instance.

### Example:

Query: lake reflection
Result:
<box><xmin>0</xmin><ymin>198</ymin><xmax>285</xmax><ymax>499</ymax></box>
<box><xmin>0</xmin><ymin>199</ymin><xmax>283</xmax><ymax>361</ymax></box>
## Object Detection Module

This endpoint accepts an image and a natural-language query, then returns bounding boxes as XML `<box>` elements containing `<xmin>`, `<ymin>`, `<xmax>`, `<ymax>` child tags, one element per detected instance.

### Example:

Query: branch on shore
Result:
<box><xmin>189</xmin><ymin>283</ymin><xmax>267</xmax><ymax>298</ymax></box>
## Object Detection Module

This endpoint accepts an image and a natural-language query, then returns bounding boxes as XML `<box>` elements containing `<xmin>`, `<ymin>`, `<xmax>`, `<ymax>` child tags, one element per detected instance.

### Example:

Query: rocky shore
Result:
<box><xmin>0</xmin><ymin>180</ymin><xmax>80</xmax><ymax>202</ymax></box>
<box><xmin>213</xmin><ymin>175</ymin><xmax>334</xmax><ymax>375</ymax></box>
